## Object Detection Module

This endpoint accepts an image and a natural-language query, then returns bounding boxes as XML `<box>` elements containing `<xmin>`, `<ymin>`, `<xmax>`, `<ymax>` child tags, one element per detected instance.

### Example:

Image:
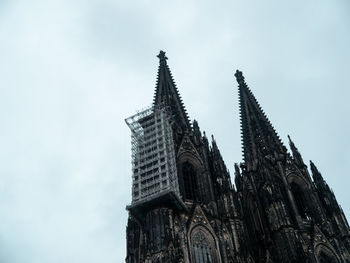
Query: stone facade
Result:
<box><xmin>125</xmin><ymin>51</ymin><xmax>350</xmax><ymax>263</ymax></box>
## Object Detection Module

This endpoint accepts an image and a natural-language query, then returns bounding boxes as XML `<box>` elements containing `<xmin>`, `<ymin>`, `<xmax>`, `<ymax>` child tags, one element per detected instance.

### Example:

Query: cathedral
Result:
<box><xmin>125</xmin><ymin>51</ymin><xmax>350</xmax><ymax>263</ymax></box>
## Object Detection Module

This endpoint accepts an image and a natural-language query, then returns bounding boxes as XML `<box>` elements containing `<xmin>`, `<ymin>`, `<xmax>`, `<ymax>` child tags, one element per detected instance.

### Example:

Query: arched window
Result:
<box><xmin>290</xmin><ymin>182</ymin><xmax>308</xmax><ymax>219</ymax></box>
<box><xmin>191</xmin><ymin>230</ymin><xmax>216</xmax><ymax>263</ymax></box>
<box><xmin>316</xmin><ymin>245</ymin><xmax>340</xmax><ymax>263</ymax></box>
<box><xmin>183</xmin><ymin>162</ymin><xmax>198</xmax><ymax>201</ymax></box>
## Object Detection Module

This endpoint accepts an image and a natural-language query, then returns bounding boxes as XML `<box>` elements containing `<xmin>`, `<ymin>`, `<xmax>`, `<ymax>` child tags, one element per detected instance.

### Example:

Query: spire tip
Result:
<box><xmin>235</xmin><ymin>69</ymin><xmax>246</xmax><ymax>86</ymax></box>
<box><xmin>157</xmin><ymin>50</ymin><xmax>168</xmax><ymax>62</ymax></box>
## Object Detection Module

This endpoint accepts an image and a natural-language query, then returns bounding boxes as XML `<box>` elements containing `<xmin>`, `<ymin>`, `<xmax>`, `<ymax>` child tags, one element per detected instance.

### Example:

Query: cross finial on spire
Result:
<box><xmin>235</xmin><ymin>70</ymin><xmax>246</xmax><ymax>87</ymax></box>
<box><xmin>157</xmin><ymin>50</ymin><xmax>168</xmax><ymax>62</ymax></box>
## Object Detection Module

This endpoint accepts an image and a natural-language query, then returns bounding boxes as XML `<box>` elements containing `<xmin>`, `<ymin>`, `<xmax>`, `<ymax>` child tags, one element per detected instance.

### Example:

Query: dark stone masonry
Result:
<box><xmin>125</xmin><ymin>51</ymin><xmax>350</xmax><ymax>263</ymax></box>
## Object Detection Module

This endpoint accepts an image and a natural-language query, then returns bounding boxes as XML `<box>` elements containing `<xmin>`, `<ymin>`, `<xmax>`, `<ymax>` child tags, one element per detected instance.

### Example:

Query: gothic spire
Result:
<box><xmin>310</xmin><ymin>160</ymin><xmax>324</xmax><ymax>183</ymax></box>
<box><xmin>235</xmin><ymin>70</ymin><xmax>287</xmax><ymax>165</ymax></box>
<box><xmin>153</xmin><ymin>50</ymin><xmax>191</xmax><ymax>129</ymax></box>
<box><xmin>310</xmin><ymin>161</ymin><xmax>342</xmax><ymax>215</ymax></box>
<box><xmin>288</xmin><ymin>135</ymin><xmax>305</xmax><ymax>167</ymax></box>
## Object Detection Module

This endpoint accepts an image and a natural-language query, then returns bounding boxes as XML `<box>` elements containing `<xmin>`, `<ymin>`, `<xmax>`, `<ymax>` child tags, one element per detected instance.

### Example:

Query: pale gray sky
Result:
<box><xmin>0</xmin><ymin>1</ymin><xmax>349</xmax><ymax>262</ymax></box>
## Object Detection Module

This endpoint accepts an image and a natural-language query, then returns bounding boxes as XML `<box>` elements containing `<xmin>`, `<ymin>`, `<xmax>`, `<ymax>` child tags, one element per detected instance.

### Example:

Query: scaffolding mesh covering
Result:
<box><xmin>125</xmin><ymin>105</ymin><xmax>179</xmax><ymax>204</ymax></box>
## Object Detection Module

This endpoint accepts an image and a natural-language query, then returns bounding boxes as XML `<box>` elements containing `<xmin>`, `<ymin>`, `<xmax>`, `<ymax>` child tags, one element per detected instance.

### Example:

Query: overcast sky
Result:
<box><xmin>0</xmin><ymin>1</ymin><xmax>349</xmax><ymax>262</ymax></box>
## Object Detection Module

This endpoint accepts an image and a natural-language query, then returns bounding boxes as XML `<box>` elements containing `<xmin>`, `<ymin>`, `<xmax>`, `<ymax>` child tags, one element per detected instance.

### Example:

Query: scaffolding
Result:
<box><xmin>125</xmin><ymin>105</ymin><xmax>179</xmax><ymax>205</ymax></box>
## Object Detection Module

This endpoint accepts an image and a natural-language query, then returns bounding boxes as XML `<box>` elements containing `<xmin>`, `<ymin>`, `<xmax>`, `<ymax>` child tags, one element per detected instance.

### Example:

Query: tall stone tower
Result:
<box><xmin>125</xmin><ymin>51</ymin><xmax>350</xmax><ymax>263</ymax></box>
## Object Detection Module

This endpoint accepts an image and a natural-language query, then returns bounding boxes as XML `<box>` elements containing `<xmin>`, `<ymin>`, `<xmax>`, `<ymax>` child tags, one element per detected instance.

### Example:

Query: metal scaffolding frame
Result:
<box><xmin>125</xmin><ymin>105</ymin><xmax>179</xmax><ymax>204</ymax></box>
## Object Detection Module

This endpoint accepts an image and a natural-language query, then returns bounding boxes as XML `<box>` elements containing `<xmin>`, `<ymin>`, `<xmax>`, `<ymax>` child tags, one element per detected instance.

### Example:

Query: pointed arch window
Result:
<box><xmin>290</xmin><ymin>182</ymin><xmax>309</xmax><ymax>219</ymax></box>
<box><xmin>192</xmin><ymin>230</ymin><xmax>216</xmax><ymax>263</ymax></box>
<box><xmin>316</xmin><ymin>245</ymin><xmax>340</xmax><ymax>263</ymax></box>
<box><xmin>182</xmin><ymin>162</ymin><xmax>198</xmax><ymax>201</ymax></box>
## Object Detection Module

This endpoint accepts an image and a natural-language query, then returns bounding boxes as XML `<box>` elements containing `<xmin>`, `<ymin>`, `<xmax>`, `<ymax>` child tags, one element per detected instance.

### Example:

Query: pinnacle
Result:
<box><xmin>310</xmin><ymin>160</ymin><xmax>318</xmax><ymax>173</ymax></box>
